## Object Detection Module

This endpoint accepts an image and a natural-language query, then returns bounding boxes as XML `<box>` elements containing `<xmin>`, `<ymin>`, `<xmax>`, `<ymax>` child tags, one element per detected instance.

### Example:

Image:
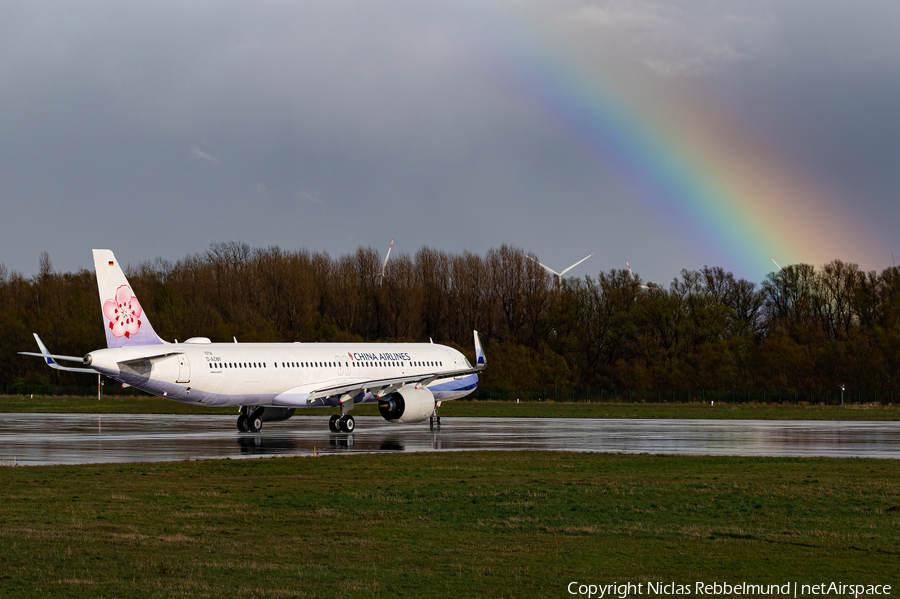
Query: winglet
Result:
<box><xmin>474</xmin><ymin>330</ymin><xmax>486</xmax><ymax>367</ymax></box>
<box><xmin>33</xmin><ymin>333</ymin><xmax>56</xmax><ymax>367</ymax></box>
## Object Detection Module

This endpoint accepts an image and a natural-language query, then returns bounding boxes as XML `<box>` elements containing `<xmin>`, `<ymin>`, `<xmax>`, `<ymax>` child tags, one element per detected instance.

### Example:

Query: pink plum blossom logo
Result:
<box><xmin>103</xmin><ymin>285</ymin><xmax>143</xmax><ymax>338</ymax></box>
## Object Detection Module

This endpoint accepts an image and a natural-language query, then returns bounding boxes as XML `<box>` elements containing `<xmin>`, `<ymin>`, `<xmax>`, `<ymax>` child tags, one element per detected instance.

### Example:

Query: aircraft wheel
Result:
<box><xmin>340</xmin><ymin>415</ymin><xmax>355</xmax><ymax>433</ymax></box>
<box><xmin>237</xmin><ymin>415</ymin><xmax>250</xmax><ymax>433</ymax></box>
<box><xmin>248</xmin><ymin>414</ymin><xmax>263</xmax><ymax>433</ymax></box>
<box><xmin>328</xmin><ymin>414</ymin><xmax>341</xmax><ymax>432</ymax></box>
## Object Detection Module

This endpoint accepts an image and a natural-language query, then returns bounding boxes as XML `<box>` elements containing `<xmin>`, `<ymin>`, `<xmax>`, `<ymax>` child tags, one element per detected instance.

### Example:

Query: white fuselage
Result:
<box><xmin>86</xmin><ymin>340</ymin><xmax>478</xmax><ymax>408</ymax></box>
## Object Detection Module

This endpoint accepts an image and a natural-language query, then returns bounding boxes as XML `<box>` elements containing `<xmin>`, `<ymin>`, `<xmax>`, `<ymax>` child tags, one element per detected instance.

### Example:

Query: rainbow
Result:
<box><xmin>462</xmin><ymin>6</ymin><xmax>880</xmax><ymax>281</ymax></box>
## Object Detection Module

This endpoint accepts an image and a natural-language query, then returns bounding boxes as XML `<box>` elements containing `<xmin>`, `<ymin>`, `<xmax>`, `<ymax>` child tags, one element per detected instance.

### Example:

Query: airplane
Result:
<box><xmin>21</xmin><ymin>249</ymin><xmax>486</xmax><ymax>434</ymax></box>
<box><xmin>522</xmin><ymin>252</ymin><xmax>594</xmax><ymax>288</ymax></box>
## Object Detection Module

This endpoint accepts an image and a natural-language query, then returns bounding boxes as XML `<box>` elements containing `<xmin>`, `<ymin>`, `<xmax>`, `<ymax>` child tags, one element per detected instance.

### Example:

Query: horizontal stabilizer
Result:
<box><xmin>19</xmin><ymin>333</ymin><xmax>96</xmax><ymax>373</ymax></box>
<box><xmin>19</xmin><ymin>351</ymin><xmax>87</xmax><ymax>363</ymax></box>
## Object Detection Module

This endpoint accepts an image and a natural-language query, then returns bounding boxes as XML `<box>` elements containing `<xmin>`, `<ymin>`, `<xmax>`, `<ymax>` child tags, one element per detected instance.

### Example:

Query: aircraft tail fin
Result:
<box><xmin>92</xmin><ymin>249</ymin><xmax>165</xmax><ymax>348</ymax></box>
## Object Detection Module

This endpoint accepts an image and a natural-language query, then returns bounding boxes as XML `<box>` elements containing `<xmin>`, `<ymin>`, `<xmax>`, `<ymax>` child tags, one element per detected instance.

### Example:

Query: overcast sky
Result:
<box><xmin>1</xmin><ymin>1</ymin><xmax>898</xmax><ymax>285</ymax></box>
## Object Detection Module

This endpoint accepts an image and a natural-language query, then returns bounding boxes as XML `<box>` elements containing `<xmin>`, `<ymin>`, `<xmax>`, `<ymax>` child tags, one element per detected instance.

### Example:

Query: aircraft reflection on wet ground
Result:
<box><xmin>236</xmin><ymin>432</ymin><xmax>415</xmax><ymax>455</ymax></box>
<box><xmin>2</xmin><ymin>414</ymin><xmax>899</xmax><ymax>465</ymax></box>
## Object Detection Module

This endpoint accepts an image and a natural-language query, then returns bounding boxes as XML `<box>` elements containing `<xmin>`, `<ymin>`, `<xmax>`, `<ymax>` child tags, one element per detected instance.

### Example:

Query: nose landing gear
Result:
<box><xmin>429</xmin><ymin>400</ymin><xmax>443</xmax><ymax>430</ymax></box>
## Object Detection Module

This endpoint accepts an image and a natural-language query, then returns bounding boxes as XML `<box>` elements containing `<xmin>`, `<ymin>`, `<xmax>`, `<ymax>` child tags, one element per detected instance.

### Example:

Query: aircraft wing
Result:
<box><xmin>306</xmin><ymin>366</ymin><xmax>475</xmax><ymax>402</ymax></box>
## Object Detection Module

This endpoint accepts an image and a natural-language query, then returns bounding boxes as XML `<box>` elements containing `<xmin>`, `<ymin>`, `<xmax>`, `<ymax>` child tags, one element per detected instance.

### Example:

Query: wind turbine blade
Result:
<box><xmin>770</xmin><ymin>256</ymin><xmax>783</xmax><ymax>271</ymax></box>
<box><xmin>626</xmin><ymin>260</ymin><xmax>636</xmax><ymax>281</ymax></box>
<box><xmin>559</xmin><ymin>253</ymin><xmax>594</xmax><ymax>276</ymax></box>
<box><xmin>523</xmin><ymin>253</ymin><xmax>560</xmax><ymax>277</ymax></box>
<box><xmin>380</xmin><ymin>238</ymin><xmax>394</xmax><ymax>277</ymax></box>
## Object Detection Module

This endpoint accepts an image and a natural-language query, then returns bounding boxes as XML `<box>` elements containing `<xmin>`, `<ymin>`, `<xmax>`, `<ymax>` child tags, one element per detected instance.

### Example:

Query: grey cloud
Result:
<box><xmin>555</xmin><ymin>1</ymin><xmax>774</xmax><ymax>77</ymax></box>
<box><xmin>190</xmin><ymin>146</ymin><xmax>217</xmax><ymax>163</ymax></box>
<box><xmin>0</xmin><ymin>1</ymin><xmax>897</xmax><ymax>283</ymax></box>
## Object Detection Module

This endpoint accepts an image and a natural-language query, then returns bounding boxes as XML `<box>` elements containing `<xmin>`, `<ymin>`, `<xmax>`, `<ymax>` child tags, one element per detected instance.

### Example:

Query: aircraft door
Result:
<box><xmin>334</xmin><ymin>356</ymin><xmax>348</xmax><ymax>377</ymax></box>
<box><xmin>177</xmin><ymin>354</ymin><xmax>191</xmax><ymax>383</ymax></box>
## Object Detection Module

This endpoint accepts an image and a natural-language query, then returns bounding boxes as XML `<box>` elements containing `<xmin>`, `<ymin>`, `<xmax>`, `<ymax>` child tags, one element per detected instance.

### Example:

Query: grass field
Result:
<box><xmin>2</xmin><ymin>394</ymin><xmax>899</xmax><ymax>420</ymax></box>
<box><xmin>1</xmin><ymin>452</ymin><xmax>898</xmax><ymax>598</ymax></box>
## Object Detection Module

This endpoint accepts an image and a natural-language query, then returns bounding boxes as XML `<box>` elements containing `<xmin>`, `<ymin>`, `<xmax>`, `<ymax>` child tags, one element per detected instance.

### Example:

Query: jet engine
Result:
<box><xmin>378</xmin><ymin>385</ymin><xmax>435</xmax><ymax>424</ymax></box>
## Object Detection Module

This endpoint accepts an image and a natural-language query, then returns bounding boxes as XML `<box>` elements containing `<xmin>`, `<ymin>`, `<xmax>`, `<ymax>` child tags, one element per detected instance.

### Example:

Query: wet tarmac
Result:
<box><xmin>2</xmin><ymin>414</ymin><xmax>899</xmax><ymax>465</ymax></box>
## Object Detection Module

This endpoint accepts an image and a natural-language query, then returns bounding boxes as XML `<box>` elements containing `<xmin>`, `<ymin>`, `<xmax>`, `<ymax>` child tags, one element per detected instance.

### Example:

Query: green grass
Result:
<box><xmin>1</xmin><ymin>452</ymin><xmax>898</xmax><ymax>598</ymax></box>
<box><xmin>2</xmin><ymin>395</ymin><xmax>899</xmax><ymax>420</ymax></box>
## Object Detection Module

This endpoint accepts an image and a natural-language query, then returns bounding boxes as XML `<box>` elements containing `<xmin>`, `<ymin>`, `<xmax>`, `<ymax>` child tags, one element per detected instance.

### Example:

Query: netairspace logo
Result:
<box><xmin>566</xmin><ymin>581</ymin><xmax>892</xmax><ymax>598</ymax></box>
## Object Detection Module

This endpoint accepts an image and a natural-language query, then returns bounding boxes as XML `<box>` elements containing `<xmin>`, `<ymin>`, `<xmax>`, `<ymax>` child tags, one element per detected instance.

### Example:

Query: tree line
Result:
<box><xmin>2</xmin><ymin>242</ymin><xmax>899</xmax><ymax>391</ymax></box>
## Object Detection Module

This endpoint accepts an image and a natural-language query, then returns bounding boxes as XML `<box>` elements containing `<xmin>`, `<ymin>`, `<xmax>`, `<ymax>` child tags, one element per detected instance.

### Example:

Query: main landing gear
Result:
<box><xmin>329</xmin><ymin>414</ymin><xmax>355</xmax><ymax>433</ymax></box>
<box><xmin>237</xmin><ymin>407</ymin><xmax>264</xmax><ymax>433</ymax></box>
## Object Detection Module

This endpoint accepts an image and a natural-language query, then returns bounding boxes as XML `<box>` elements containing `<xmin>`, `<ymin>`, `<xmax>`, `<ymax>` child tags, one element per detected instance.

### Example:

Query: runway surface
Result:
<box><xmin>2</xmin><ymin>414</ymin><xmax>899</xmax><ymax>465</ymax></box>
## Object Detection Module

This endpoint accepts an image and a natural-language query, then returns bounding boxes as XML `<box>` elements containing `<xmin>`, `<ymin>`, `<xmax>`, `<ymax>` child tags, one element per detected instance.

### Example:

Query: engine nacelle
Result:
<box><xmin>378</xmin><ymin>385</ymin><xmax>435</xmax><ymax>424</ymax></box>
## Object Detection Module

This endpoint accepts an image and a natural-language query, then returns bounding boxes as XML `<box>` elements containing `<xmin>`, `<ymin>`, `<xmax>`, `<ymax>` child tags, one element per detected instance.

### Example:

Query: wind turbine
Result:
<box><xmin>523</xmin><ymin>252</ymin><xmax>594</xmax><ymax>289</ymax></box>
<box><xmin>377</xmin><ymin>238</ymin><xmax>394</xmax><ymax>286</ymax></box>
<box><xmin>770</xmin><ymin>256</ymin><xmax>783</xmax><ymax>271</ymax></box>
<box><xmin>626</xmin><ymin>260</ymin><xmax>658</xmax><ymax>291</ymax></box>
